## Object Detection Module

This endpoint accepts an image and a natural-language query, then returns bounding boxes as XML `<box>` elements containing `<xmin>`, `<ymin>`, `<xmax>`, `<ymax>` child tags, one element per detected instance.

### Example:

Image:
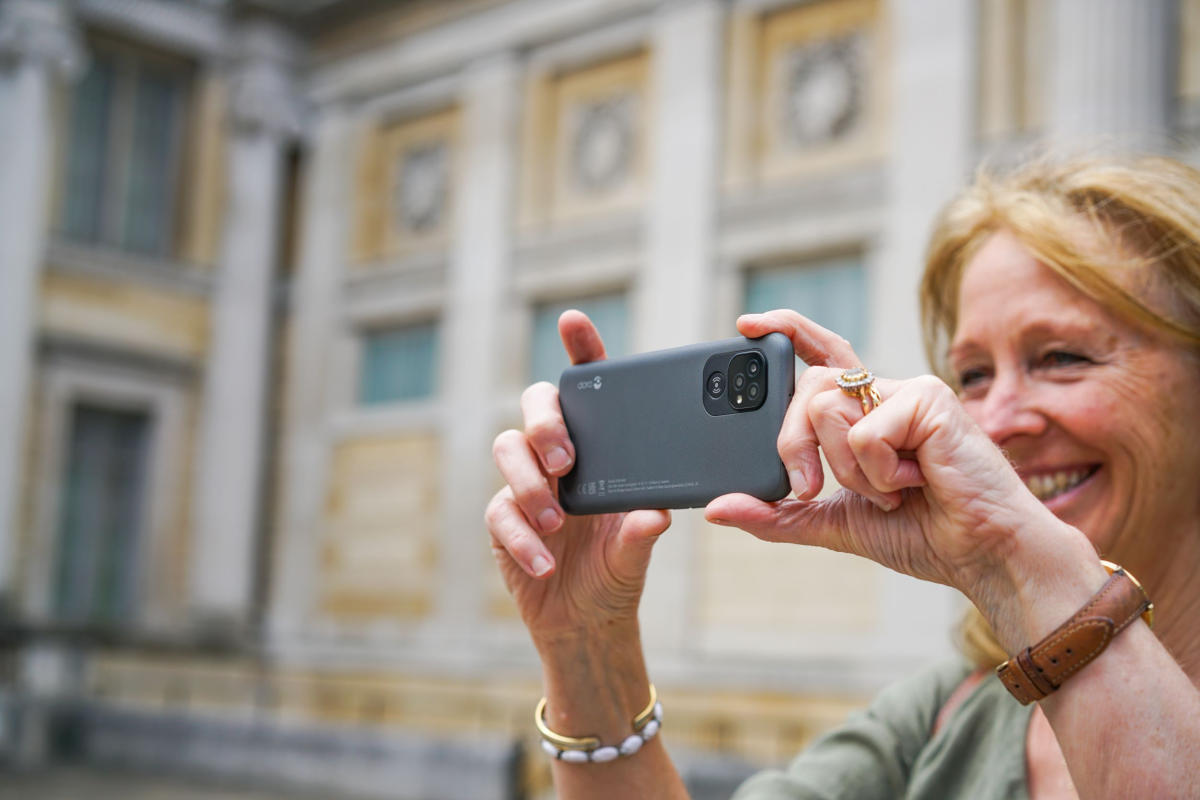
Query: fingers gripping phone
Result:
<box><xmin>558</xmin><ymin>333</ymin><xmax>794</xmax><ymax>514</ymax></box>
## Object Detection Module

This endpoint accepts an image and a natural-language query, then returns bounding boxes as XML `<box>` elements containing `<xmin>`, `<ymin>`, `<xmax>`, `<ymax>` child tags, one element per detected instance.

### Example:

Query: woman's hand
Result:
<box><xmin>486</xmin><ymin>311</ymin><xmax>671</xmax><ymax>645</ymax></box>
<box><xmin>706</xmin><ymin>310</ymin><xmax>1104</xmax><ymax>650</ymax></box>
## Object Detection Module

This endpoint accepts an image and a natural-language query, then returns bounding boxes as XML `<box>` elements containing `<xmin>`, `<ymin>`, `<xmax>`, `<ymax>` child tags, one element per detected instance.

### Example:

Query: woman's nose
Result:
<box><xmin>975</xmin><ymin>371</ymin><xmax>1047</xmax><ymax>444</ymax></box>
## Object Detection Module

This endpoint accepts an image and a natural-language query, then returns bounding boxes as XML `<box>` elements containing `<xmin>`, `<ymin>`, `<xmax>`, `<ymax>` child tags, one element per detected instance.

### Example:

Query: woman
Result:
<box><xmin>486</xmin><ymin>155</ymin><xmax>1200</xmax><ymax>798</ymax></box>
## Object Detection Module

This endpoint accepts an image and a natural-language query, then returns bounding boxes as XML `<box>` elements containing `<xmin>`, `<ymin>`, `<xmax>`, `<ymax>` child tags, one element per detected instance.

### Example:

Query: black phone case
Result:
<box><xmin>558</xmin><ymin>332</ymin><xmax>794</xmax><ymax>514</ymax></box>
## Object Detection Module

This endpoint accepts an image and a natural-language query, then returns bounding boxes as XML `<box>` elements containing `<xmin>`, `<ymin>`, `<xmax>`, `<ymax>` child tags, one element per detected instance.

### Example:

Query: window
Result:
<box><xmin>530</xmin><ymin>293</ymin><xmax>628</xmax><ymax>385</ymax></box>
<box><xmin>744</xmin><ymin>256</ymin><xmax>866</xmax><ymax>350</ymax></box>
<box><xmin>360</xmin><ymin>322</ymin><xmax>439</xmax><ymax>405</ymax></box>
<box><xmin>59</xmin><ymin>45</ymin><xmax>189</xmax><ymax>257</ymax></box>
<box><xmin>54</xmin><ymin>405</ymin><xmax>150</xmax><ymax>626</ymax></box>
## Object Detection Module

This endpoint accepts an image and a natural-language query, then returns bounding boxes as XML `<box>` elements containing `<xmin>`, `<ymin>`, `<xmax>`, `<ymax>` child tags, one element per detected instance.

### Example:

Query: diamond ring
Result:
<box><xmin>836</xmin><ymin>367</ymin><xmax>883</xmax><ymax>415</ymax></box>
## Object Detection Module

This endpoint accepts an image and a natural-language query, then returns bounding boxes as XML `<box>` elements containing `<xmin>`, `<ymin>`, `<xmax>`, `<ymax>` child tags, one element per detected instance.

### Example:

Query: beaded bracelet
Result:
<box><xmin>536</xmin><ymin>683</ymin><xmax>663</xmax><ymax>763</ymax></box>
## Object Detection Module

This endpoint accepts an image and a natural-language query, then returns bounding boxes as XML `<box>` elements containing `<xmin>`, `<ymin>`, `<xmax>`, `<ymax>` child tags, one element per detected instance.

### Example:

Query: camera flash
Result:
<box><xmin>736</xmin><ymin>394</ymin><xmax>743</xmax><ymax>404</ymax></box>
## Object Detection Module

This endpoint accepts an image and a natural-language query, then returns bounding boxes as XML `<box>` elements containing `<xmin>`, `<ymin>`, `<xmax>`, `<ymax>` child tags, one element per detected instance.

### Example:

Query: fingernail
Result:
<box><xmin>545</xmin><ymin>447</ymin><xmax>572</xmax><ymax>472</ymax></box>
<box><xmin>708</xmin><ymin>518</ymin><xmax>730</xmax><ymax>526</ymax></box>
<box><xmin>538</xmin><ymin>508</ymin><xmax>561</xmax><ymax>532</ymax></box>
<box><xmin>789</xmin><ymin>470</ymin><xmax>808</xmax><ymax>498</ymax></box>
<box><xmin>869</xmin><ymin>495</ymin><xmax>895</xmax><ymax>513</ymax></box>
<box><xmin>530</xmin><ymin>555</ymin><xmax>552</xmax><ymax>577</ymax></box>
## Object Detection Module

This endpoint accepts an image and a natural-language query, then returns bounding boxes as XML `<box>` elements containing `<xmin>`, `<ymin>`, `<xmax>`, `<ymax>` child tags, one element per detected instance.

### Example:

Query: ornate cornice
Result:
<box><xmin>0</xmin><ymin>0</ymin><xmax>86</xmax><ymax>80</ymax></box>
<box><xmin>76</xmin><ymin>0</ymin><xmax>226</xmax><ymax>60</ymax></box>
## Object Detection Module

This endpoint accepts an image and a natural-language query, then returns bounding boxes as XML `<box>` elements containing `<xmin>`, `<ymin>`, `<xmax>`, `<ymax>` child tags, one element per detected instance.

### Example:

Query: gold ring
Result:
<box><xmin>836</xmin><ymin>367</ymin><xmax>883</xmax><ymax>415</ymax></box>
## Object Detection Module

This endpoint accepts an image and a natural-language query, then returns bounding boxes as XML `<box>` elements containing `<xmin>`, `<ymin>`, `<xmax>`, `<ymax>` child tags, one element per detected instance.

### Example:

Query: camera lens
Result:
<box><xmin>733</xmin><ymin>373</ymin><xmax>746</xmax><ymax>391</ymax></box>
<box><xmin>748</xmin><ymin>383</ymin><xmax>760</xmax><ymax>400</ymax></box>
<box><xmin>747</xmin><ymin>359</ymin><xmax>760</xmax><ymax>377</ymax></box>
<box><xmin>707</xmin><ymin>372</ymin><xmax>725</xmax><ymax>397</ymax></box>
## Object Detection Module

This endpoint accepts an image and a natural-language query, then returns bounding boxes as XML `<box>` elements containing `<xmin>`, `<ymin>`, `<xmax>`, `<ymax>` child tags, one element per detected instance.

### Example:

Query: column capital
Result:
<box><xmin>0</xmin><ymin>0</ymin><xmax>86</xmax><ymax>81</ymax></box>
<box><xmin>227</xmin><ymin>18</ymin><xmax>305</xmax><ymax>140</ymax></box>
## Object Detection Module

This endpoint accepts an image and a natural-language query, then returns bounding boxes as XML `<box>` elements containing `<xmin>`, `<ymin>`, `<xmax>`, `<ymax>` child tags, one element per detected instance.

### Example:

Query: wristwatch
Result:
<box><xmin>996</xmin><ymin>561</ymin><xmax>1153</xmax><ymax>705</ymax></box>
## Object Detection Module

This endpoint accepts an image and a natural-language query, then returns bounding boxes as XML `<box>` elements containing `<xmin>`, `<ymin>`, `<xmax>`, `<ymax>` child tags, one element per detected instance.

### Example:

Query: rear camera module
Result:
<box><xmin>723</xmin><ymin>351</ymin><xmax>767</xmax><ymax>412</ymax></box>
<box><xmin>702</xmin><ymin>349</ymin><xmax>768</xmax><ymax>417</ymax></box>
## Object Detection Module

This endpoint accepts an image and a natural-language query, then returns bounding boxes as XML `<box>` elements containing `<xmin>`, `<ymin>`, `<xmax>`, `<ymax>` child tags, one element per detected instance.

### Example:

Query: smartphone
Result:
<box><xmin>558</xmin><ymin>332</ymin><xmax>794</xmax><ymax>514</ymax></box>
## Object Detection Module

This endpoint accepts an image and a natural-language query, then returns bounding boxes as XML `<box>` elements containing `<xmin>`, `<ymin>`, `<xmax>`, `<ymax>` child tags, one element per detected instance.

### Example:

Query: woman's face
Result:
<box><xmin>949</xmin><ymin>230</ymin><xmax>1200</xmax><ymax>574</ymax></box>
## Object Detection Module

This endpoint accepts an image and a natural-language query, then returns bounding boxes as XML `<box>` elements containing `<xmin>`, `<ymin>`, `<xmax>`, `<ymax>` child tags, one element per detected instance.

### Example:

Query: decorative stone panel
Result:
<box><xmin>725</xmin><ymin>0</ymin><xmax>885</xmax><ymax>189</ymax></box>
<box><xmin>351</xmin><ymin>108</ymin><xmax>457</xmax><ymax>263</ymax></box>
<box><xmin>318</xmin><ymin>435</ymin><xmax>439</xmax><ymax>621</ymax></box>
<box><xmin>520</xmin><ymin>50</ymin><xmax>649</xmax><ymax>226</ymax></box>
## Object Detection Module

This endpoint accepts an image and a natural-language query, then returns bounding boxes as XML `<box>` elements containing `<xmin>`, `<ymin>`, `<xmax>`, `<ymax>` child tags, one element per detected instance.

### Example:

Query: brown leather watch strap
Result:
<box><xmin>996</xmin><ymin>564</ymin><xmax>1153</xmax><ymax>705</ymax></box>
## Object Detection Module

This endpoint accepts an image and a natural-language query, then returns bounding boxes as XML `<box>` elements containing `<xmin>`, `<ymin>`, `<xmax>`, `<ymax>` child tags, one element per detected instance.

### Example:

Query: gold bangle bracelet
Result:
<box><xmin>535</xmin><ymin>683</ymin><xmax>658</xmax><ymax>751</ymax></box>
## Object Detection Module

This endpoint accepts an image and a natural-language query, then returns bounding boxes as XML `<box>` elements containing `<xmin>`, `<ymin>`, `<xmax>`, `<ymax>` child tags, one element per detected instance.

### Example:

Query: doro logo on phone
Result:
<box><xmin>578</xmin><ymin>375</ymin><xmax>602</xmax><ymax>390</ymax></box>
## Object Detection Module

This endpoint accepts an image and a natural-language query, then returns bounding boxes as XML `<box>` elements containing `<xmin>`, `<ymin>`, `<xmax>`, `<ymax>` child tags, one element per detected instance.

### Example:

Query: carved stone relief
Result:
<box><xmin>393</xmin><ymin>141</ymin><xmax>448</xmax><ymax>235</ymax></box>
<box><xmin>568</xmin><ymin>93</ymin><xmax>636</xmax><ymax>195</ymax></box>
<box><xmin>780</xmin><ymin>33</ymin><xmax>866</xmax><ymax>148</ymax></box>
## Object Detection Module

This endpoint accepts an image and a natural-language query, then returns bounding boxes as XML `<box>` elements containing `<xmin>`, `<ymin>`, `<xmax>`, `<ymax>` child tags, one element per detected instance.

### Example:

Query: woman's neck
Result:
<box><xmin>1130</xmin><ymin>523</ymin><xmax>1200</xmax><ymax>682</ymax></box>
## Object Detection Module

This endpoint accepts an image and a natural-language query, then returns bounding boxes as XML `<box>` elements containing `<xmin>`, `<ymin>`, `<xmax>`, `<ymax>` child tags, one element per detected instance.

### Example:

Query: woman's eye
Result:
<box><xmin>958</xmin><ymin>367</ymin><xmax>990</xmax><ymax>388</ymax></box>
<box><xmin>1040</xmin><ymin>350</ymin><xmax>1091</xmax><ymax>368</ymax></box>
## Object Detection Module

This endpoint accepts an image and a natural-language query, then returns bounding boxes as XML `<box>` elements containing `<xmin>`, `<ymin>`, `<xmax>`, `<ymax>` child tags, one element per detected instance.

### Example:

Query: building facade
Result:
<box><xmin>0</xmin><ymin>0</ymin><xmax>1192</xmax><ymax>796</ymax></box>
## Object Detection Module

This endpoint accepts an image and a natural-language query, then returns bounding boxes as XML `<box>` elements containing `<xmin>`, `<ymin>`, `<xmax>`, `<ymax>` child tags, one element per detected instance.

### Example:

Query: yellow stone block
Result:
<box><xmin>39</xmin><ymin>271</ymin><xmax>210</xmax><ymax>361</ymax></box>
<box><xmin>319</xmin><ymin>434</ymin><xmax>440</xmax><ymax>621</ymax></box>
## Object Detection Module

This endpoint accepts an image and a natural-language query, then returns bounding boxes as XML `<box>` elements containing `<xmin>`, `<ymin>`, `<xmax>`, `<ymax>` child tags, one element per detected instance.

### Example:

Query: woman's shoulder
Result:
<box><xmin>732</xmin><ymin>657</ymin><xmax>1031</xmax><ymax>800</ymax></box>
<box><xmin>868</xmin><ymin>655</ymin><xmax>979</xmax><ymax>727</ymax></box>
<box><xmin>730</xmin><ymin>657</ymin><xmax>982</xmax><ymax>800</ymax></box>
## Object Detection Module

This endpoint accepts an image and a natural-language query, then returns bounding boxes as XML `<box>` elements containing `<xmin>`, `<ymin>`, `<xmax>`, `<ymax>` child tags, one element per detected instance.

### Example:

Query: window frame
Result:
<box><xmin>56</xmin><ymin>35</ymin><xmax>192</xmax><ymax>259</ymax></box>
<box><xmin>357</xmin><ymin>319</ymin><xmax>442</xmax><ymax>407</ymax></box>
<box><xmin>742</xmin><ymin>252</ymin><xmax>868</xmax><ymax>351</ymax></box>
<box><xmin>25</xmin><ymin>349</ymin><xmax>190</xmax><ymax>630</ymax></box>
<box><xmin>528</xmin><ymin>290</ymin><xmax>631</xmax><ymax>386</ymax></box>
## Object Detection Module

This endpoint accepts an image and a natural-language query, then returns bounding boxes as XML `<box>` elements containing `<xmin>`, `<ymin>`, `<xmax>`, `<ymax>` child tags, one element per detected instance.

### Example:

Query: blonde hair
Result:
<box><xmin>920</xmin><ymin>154</ymin><xmax>1200</xmax><ymax>667</ymax></box>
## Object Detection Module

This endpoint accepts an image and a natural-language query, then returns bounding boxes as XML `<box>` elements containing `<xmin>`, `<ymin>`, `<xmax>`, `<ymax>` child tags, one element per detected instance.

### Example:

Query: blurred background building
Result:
<box><xmin>0</xmin><ymin>0</ymin><xmax>1194</xmax><ymax>797</ymax></box>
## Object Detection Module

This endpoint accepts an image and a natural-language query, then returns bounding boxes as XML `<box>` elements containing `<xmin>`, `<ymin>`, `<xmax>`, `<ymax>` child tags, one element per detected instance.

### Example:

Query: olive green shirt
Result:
<box><xmin>732</xmin><ymin>658</ymin><xmax>1036</xmax><ymax>800</ymax></box>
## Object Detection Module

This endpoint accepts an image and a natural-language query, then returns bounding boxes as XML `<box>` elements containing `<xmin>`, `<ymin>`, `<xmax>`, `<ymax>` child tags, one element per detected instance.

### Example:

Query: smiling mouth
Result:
<box><xmin>1022</xmin><ymin>466</ymin><xmax>1100</xmax><ymax>502</ymax></box>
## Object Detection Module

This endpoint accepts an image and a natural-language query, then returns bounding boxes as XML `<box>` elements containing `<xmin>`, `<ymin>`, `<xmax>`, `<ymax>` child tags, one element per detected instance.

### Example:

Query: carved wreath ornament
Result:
<box><xmin>781</xmin><ymin>33</ymin><xmax>866</xmax><ymax>148</ymax></box>
<box><xmin>569</xmin><ymin>93</ymin><xmax>636</xmax><ymax>195</ymax></box>
<box><xmin>394</xmin><ymin>141</ymin><xmax>449</xmax><ymax>234</ymax></box>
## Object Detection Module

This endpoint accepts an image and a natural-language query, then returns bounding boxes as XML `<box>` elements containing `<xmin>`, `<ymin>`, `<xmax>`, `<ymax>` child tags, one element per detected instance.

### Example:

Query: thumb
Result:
<box><xmin>608</xmin><ymin>509</ymin><xmax>671</xmax><ymax>582</ymax></box>
<box><xmin>704</xmin><ymin>493</ymin><xmax>852</xmax><ymax>553</ymax></box>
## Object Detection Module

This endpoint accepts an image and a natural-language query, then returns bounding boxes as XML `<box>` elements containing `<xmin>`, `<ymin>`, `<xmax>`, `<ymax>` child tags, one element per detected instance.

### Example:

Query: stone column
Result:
<box><xmin>190</xmin><ymin>20</ymin><xmax>301</xmax><ymax>625</ymax></box>
<box><xmin>1049</xmin><ymin>0</ymin><xmax>1174</xmax><ymax>146</ymax></box>
<box><xmin>266</xmin><ymin>107</ymin><xmax>354</xmax><ymax>641</ymax></box>
<box><xmin>635</xmin><ymin>0</ymin><xmax>723</xmax><ymax>654</ymax></box>
<box><xmin>434</xmin><ymin>54</ymin><xmax>521</xmax><ymax>631</ymax></box>
<box><xmin>0</xmin><ymin>0</ymin><xmax>83</xmax><ymax>604</ymax></box>
<box><xmin>871</xmin><ymin>0</ymin><xmax>977</xmax><ymax>664</ymax></box>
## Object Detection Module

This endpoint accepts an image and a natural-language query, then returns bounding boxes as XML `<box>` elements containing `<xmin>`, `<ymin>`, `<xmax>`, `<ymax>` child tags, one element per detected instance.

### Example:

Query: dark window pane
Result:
<box><xmin>122</xmin><ymin>67</ymin><xmax>180</xmax><ymax>255</ymax></box>
<box><xmin>744</xmin><ymin>256</ymin><xmax>866</xmax><ymax>350</ymax></box>
<box><xmin>54</xmin><ymin>405</ymin><xmax>150</xmax><ymax>626</ymax></box>
<box><xmin>531</xmin><ymin>293</ymin><xmax>628</xmax><ymax>385</ymax></box>
<box><xmin>61</xmin><ymin>57</ymin><xmax>116</xmax><ymax>244</ymax></box>
<box><xmin>360</xmin><ymin>323</ymin><xmax>439</xmax><ymax>405</ymax></box>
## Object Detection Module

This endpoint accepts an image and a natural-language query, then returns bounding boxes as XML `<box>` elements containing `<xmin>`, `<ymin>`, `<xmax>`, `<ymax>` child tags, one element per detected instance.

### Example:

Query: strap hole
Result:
<box><xmin>1066</xmin><ymin>648</ymin><xmax>1072</xmax><ymax>655</ymax></box>
<box><xmin>1036</xmin><ymin>667</ymin><xmax>1044</xmax><ymax>673</ymax></box>
<box><xmin>1050</xmin><ymin>658</ymin><xmax>1058</xmax><ymax>665</ymax></box>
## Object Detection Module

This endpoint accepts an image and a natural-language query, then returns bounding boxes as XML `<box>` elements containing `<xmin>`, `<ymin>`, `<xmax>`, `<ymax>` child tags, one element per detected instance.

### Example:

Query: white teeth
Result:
<box><xmin>1024</xmin><ymin>469</ymin><xmax>1091</xmax><ymax>501</ymax></box>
